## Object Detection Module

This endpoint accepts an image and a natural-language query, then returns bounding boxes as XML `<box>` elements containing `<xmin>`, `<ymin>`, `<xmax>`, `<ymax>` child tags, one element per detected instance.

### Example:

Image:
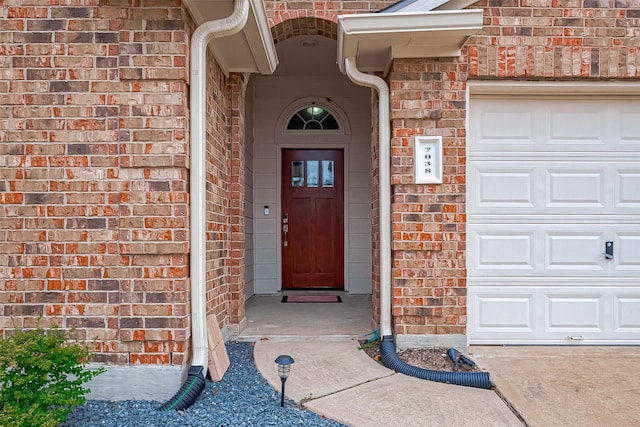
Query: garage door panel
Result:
<box><xmin>616</xmin><ymin>296</ymin><xmax>640</xmax><ymax>331</ymax></box>
<box><xmin>469</xmin><ymin>285</ymin><xmax>640</xmax><ymax>343</ymax></box>
<box><xmin>470</xmin><ymin>98</ymin><xmax>640</xmax><ymax>153</ymax></box>
<box><xmin>545</xmin><ymin>295</ymin><xmax>603</xmax><ymax>332</ymax></box>
<box><xmin>620</xmin><ymin>111</ymin><xmax>640</xmax><ymax>144</ymax></box>
<box><xmin>476</xmin><ymin>169</ymin><xmax>534</xmax><ymax>206</ymax></box>
<box><xmin>473</xmin><ymin>293</ymin><xmax>534</xmax><ymax>332</ymax></box>
<box><xmin>470</xmin><ymin>161</ymin><xmax>640</xmax><ymax>215</ymax></box>
<box><xmin>470</xmin><ymin>228</ymin><xmax>536</xmax><ymax>274</ymax></box>
<box><xmin>474</xmin><ymin>107</ymin><xmax>537</xmax><ymax>146</ymax></box>
<box><xmin>476</xmin><ymin>233</ymin><xmax>535</xmax><ymax>269</ymax></box>
<box><xmin>549</xmin><ymin>111</ymin><xmax>604</xmax><ymax>145</ymax></box>
<box><xmin>547</xmin><ymin>169</ymin><xmax>604</xmax><ymax>207</ymax></box>
<box><xmin>615</xmin><ymin>294</ymin><xmax>640</xmax><ymax>333</ymax></box>
<box><xmin>470</xmin><ymin>225</ymin><xmax>612</xmax><ymax>276</ymax></box>
<box><xmin>546</xmin><ymin>233</ymin><xmax>604</xmax><ymax>271</ymax></box>
<box><xmin>617</xmin><ymin>233</ymin><xmax>640</xmax><ymax>271</ymax></box>
<box><xmin>472</xmin><ymin>227</ymin><xmax>640</xmax><ymax>276</ymax></box>
<box><xmin>617</xmin><ymin>171</ymin><xmax>640</xmax><ymax>206</ymax></box>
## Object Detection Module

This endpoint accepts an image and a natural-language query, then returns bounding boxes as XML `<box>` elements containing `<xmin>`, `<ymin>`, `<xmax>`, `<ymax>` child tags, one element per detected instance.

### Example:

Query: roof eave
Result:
<box><xmin>337</xmin><ymin>9</ymin><xmax>483</xmax><ymax>75</ymax></box>
<box><xmin>184</xmin><ymin>0</ymin><xmax>278</xmax><ymax>75</ymax></box>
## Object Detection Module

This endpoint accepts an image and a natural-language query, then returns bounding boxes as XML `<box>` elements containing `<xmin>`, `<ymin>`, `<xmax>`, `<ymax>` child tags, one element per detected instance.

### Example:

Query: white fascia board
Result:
<box><xmin>338</xmin><ymin>9</ymin><xmax>483</xmax><ymax>74</ymax></box>
<box><xmin>340</xmin><ymin>9</ymin><xmax>483</xmax><ymax>35</ymax></box>
<box><xmin>248</xmin><ymin>0</ymin><xmax>278</xmax><ymax>74</ymax></box>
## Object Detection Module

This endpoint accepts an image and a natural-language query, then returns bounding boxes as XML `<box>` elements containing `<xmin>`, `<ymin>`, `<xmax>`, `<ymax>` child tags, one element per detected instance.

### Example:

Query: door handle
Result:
<box><xmin>602</xmin><ymin>241</ymin><xmax>613</xmax><ymax>260</ymax></box>
<box><xmin>283</xmin><ymin>213</ymin><xmax>288</xmax><ymax>247</ymax></box>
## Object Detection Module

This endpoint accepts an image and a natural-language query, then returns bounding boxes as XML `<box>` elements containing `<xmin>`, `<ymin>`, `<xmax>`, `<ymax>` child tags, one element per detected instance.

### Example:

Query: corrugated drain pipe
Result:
<box><xmin>160</xmin><ymin>0</ymin><xmax>250</xmax><ymax>411</ymax></box>
<box><xmin>343</xmin><ymin>57</ymin><xmax>491</xmax><ymax>390</ymax></box>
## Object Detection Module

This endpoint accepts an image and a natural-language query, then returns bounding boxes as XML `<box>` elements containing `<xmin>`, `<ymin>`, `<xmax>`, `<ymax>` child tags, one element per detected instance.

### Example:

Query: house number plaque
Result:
<box><xmin>414</xmin><ymin>135</ymin><xmax>443</xmax><ymax>184</ymax></box>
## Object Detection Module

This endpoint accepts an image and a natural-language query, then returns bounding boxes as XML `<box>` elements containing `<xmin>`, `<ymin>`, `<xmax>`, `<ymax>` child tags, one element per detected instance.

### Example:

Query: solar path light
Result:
<box><xmin>274</xmin><ymin>354</ymin><xmax>294</xmax><ymax>407</ymax></box>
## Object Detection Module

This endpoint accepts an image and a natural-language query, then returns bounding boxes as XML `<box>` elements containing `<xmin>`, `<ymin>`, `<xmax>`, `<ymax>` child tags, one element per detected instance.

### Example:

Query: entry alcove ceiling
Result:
<box><xmin>183</xmin><ymin>0</ymin><xmax>278</xmax><ymax>75</ymax></box>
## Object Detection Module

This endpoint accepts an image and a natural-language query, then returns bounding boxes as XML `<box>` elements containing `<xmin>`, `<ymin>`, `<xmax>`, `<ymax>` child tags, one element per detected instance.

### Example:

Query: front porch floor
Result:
<box><xmin>240</xmin><ymin>292</ymin><xmax>375</xmax><ymax>340</ymax></box>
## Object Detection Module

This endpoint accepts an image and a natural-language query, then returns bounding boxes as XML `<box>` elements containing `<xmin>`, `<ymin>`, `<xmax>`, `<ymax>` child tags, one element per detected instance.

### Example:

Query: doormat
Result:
<box><xmin>281</xmin><ymin>295</ymin><xmax>342</xmax><ymax>303</ymax></box>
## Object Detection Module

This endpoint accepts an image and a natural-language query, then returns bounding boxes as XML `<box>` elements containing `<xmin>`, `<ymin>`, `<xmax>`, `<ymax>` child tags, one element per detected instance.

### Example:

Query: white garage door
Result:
<box><xmin>468</xmin><ymin>90</ymin><xmax>640</xmax><ymax>344</ymax></box>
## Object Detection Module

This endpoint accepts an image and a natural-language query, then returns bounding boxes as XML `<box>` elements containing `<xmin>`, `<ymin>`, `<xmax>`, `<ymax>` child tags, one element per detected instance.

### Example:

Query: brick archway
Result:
<box><xmin>267</xmin><ymin>1</ymin><xmax>401</xmax><ymax>42</ymax></box>
<box><xmin>270</xmin><ymin>16</ymin><xmax>338</xmax><ymax>44</ymax></box>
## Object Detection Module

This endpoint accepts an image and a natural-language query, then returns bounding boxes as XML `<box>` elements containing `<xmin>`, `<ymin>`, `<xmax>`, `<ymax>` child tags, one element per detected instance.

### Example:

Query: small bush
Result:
<box><xmin>0</xmin><ymin>326</ymin><xmax>105</xmax><ymax>427</ymax></box>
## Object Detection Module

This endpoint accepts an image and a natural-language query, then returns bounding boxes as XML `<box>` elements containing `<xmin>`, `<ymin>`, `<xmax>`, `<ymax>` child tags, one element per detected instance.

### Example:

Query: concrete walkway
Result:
<box><xmin>254</xmin><ymin>339</ymin><xmax>640</xmax><ymax>426</ymax></box>
<box><xmin>254</xmin><ymin>339</ymin><xmax>521</xmax><ymax>426</ymax></box>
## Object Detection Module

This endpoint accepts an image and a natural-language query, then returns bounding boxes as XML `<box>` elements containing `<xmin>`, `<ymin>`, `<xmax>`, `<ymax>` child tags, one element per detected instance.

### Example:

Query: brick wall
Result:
<box><xmin>202</xmin><ymin>47</ymin><xmax>233</xmax><ymax>331</ymax></box>
<box><xmin>469</xmin><ymin>0</ymin><xmax>640</xmax><ymax>79</ymax></box>
<box><xmin>228</xmin><ymin>72</ymin><xmax>250</xmax><ymax>327</ymax></box>
<box><xmin>388</xmin><ymin>57</ymin><xmax>468</xmax><ymax>336</ymax></box>
<box><xmin>0</xmin><ymin>0</ymin><xmax>196</xmax><ymax>366</ymax></box>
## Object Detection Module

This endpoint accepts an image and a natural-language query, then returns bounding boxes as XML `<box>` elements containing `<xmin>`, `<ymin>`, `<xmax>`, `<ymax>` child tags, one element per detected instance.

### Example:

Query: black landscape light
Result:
<box><xmin>275</xmin><ymin>354</ymin><xmax>294</xmax><ymax>407</ymax></box>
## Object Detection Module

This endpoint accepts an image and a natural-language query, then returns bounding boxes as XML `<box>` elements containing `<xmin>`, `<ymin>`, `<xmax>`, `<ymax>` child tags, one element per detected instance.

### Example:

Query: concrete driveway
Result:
<box><xmin>470</xmin><ymin>346</ymin><xmax>640</xmax><ymax>426</ymax></box>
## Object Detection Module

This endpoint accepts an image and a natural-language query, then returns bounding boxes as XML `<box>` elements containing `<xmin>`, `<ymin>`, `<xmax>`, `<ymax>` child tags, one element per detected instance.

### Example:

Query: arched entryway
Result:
<box><xmin>239</xmin><ymin>18</ymin><xmax>375</xmax><ymax>337</ymax></box>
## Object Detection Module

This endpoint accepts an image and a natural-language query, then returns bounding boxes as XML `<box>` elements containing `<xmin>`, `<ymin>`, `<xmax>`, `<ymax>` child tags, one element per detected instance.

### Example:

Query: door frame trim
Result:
<box><xmin>276</xmin><ymin>143</ymin><xmax>350</xmax><ymax>292</ymax></box>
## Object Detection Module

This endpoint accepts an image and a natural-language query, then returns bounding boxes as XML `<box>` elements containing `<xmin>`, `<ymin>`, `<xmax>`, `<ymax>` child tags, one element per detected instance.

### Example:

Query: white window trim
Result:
<box><xmin>278</xmin><ymin>97</ymin><xmax>351</xmax><ymax>135</ymax></box>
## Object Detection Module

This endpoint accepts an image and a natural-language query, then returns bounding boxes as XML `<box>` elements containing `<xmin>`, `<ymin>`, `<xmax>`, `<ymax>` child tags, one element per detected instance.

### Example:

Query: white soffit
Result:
<box><xmin>183</xmin><ymin>0</ymin><xmax>278</xmax><ymax>75</ymax></box>
<box><xmin>338</xmin><ymin>8</ymin><xmax>483</xmax><ymax>74</ymax></box>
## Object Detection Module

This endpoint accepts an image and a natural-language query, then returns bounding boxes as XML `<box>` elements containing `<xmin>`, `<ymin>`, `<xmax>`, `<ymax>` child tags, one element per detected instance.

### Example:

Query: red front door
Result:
<box><xmin>281</xmin><ymin>149</ymin><xmax>344</xmax><ymax>290</ymax></box>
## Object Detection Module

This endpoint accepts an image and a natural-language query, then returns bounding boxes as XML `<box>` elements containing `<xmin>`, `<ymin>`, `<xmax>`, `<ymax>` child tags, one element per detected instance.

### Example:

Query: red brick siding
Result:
<box><xmin>0</xmin><ymin>0</ymin><xmax>194</xmax><ymax>366</ymax></box>
<box><xmin>203</xmin><ymin>48</ymin><xmax>233</xmax><ymax>334</ymax></box>
<box><xmin>229</xmin><ymin>73</ymin><xmax>250</xmax><ymax>326</ymax></box>
<box><xmin>388</xmin><ymin>57</ymin><xmax>468</xmax><ymax>335</ymax></box>
<box><xmin>469</xmin><ymin>0</ymin><xmax>640</xmax><ymax>79</ymax></box>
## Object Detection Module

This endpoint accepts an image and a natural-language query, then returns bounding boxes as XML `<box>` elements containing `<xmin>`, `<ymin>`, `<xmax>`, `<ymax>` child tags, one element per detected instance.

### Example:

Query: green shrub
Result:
<box><xmin>0</xmin><ymin>326</ymin><xmax>105</xmax><ymax>427</ymax></box>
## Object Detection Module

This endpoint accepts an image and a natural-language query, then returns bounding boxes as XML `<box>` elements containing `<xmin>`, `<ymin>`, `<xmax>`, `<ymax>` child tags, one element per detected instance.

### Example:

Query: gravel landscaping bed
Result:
<box><xmin>62</xmin><ymin>342</ymin><xmax>346</xmax><ymax>427</ymax></box>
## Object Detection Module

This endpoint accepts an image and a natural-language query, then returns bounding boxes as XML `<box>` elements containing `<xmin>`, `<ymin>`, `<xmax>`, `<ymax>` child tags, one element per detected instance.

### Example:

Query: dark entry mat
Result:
<box><xmin>281</xmin><ymin>295</ymin><xmax>342</xmax><ymax>303</ymax></box>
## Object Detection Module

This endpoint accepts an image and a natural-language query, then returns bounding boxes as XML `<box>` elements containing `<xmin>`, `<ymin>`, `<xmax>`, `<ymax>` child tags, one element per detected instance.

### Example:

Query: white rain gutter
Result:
<box><xmin>343</xmin><ymin>57</ymin><xmax>392</xmax><ymax>337</ymax></box>
<box><xmin>190</xmin><ymin>0</ymin><xmax>249</xmax><ymax>374</ymax></box>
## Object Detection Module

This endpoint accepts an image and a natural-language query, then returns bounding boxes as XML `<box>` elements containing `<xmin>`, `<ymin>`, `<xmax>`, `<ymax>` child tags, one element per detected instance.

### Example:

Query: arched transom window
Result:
<box><xmin>286</xmin><ymin>105</ymin><xmax>340</xmax><ymax>131</ymax></box>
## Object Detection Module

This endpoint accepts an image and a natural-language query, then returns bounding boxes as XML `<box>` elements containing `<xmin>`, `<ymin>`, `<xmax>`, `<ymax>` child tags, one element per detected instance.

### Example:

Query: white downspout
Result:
<box><xmin>190</xmin><ymin>0</ymin><xmax>249</xmax><ymax>374</ymax></box>
<box><xmin>343</xmin><ymin>57</ymin><xmax>392</xmax><ymax>337</ymax></box>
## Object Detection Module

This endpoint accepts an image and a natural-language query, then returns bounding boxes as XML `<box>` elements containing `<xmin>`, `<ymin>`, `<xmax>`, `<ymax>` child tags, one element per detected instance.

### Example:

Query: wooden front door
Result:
<box><xmin>281</xmin><ymin>149</ymin><xmax>344</xmax><ymax>290</ymax></box>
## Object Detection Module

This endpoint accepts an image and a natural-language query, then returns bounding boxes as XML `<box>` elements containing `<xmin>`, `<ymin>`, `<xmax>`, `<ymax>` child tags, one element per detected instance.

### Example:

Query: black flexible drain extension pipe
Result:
<box><xmin>379</xmin><ymin>335</ymin><xmax>492</xmax><ymax>389</ymax></box>
<box><xmin>159</xmin><ymin>365</ymin><xmax>206</xmax><ymax>411</ymax></box>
